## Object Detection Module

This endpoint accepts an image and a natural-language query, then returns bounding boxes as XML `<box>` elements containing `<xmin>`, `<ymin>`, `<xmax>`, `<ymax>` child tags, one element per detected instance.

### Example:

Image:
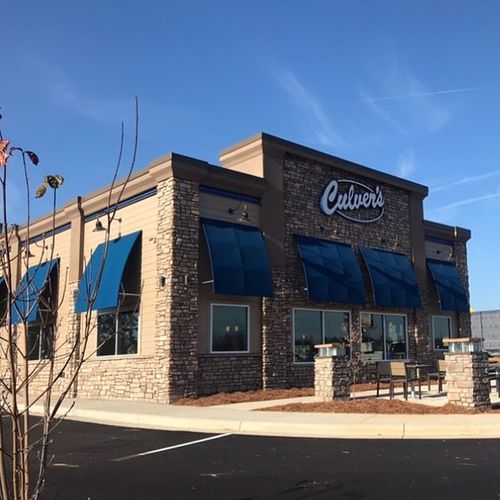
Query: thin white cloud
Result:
<box><xmin>432</xmin><ymin>170</ymin><xmax>500</xmax><ymax>192</ymax></box>
<box><xmin>360</xmin><ymin>68</ymin><xmax>454</xmax><ymax>134</ymax></box>
<box><xmin>28</xmin><ymin>59</ymin><xmax>132</xmax><ymax>126</ymax></box>
<box><xmin>275</xmin><ymin>70</ymin><xmax>346</xmax><ymax>148</ymax></box>
<box><xmin>396</xmin><ymin>148</ymin><xmax>416</xmax><ymax>178</ymax></box>
<box><xmin>364</xmin><ymin>86</ymin><xmax>480</xmax><ymax>103</ymax></box>
<box><xmin>427</xmin><ymin>191</ymin><xmax>500</xmax><ymax>214</ymax></box>
<box><xmin>360</xmin><ymin>89</ymin><xmax>408</xmax><ymax>134</ymax></box>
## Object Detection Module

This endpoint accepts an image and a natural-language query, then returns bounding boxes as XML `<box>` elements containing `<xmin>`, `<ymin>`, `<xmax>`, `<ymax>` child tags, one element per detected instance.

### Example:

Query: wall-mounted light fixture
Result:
<box><xmin>93</xmin><ymin>216</ymin><xmax>122</xmax><ymax>233</ymax></box>
<box><xmin>228</xmin><ymin>202</ymin><xmax>250</xmax><ymax>223</ymax></box>
<box><xmin>93</xmin><ymin>218</ymin><xmax>106</xmax><ymax>232</ymax></box>
<box><xmin>24</xmin><ymin>247</ymin><xmax>34</xmax><ymax>258</ymax></box>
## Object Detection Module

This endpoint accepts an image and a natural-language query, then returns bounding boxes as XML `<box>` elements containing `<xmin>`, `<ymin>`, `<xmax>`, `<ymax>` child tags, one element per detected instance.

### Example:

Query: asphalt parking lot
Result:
<box><xmin>16</xmin><ymin>419</ymin><xmax>497</xmax><ymax>499</ymax></box>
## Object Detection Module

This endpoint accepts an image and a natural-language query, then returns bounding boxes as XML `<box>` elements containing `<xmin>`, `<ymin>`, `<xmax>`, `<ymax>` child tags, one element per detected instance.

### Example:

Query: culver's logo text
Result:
<box><xmin>320</xmin><ymin>179</ymin><xmax>385</xmax><ymax>223</ymax></box>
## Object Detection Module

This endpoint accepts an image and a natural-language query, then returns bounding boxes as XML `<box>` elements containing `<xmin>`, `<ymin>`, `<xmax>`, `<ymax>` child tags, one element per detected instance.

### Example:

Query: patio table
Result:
<box><xmin>405</xmin><ymin>363</ymin><xmax>431</xmax><ymax>399</ymax></box>
<box><xmin>488</xmin><ymin>361</ymin><xmax>500</xmax><ymax>397</ymax></box>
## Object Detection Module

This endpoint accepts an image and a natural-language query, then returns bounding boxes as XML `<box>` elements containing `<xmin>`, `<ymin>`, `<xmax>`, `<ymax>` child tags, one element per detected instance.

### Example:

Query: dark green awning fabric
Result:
<box><xmin>427</xmin><ymin>259</ymin><xmax>469</xmax><ymax>312</ymax></box>
<box><xmin>201</xmin><ymin>218</ymin><xmax>273</xmax><ymax>297</ymax></box>
<box><xmin>295</xmin><ymin>235</ymin><xmax>365</xmax><ymax>304</ymax></box>
<box><xmin>75</xmin><ymin>231</ymin><xmax>141</xmax><ymax>313</ymax></box>
<box><xmin>360</xmin><ymin>247</ymin><xmax>421</xmax><ymax>309</ymax></box>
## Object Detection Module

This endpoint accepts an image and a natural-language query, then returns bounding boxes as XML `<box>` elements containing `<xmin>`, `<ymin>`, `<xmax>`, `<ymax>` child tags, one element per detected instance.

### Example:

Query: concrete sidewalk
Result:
<box><xmin>27</xmin><ymin>391</ymin><xmax>500</xmax><ymax>440</ymax></box>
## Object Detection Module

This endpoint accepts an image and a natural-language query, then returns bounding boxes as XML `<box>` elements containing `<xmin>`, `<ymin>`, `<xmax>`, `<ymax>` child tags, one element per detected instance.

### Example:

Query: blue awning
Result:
<box><xmin>12</xmin><ymin>259</ymin><xmax>59</xmax><ymax>324</ymax></box>
<box><xmin>295</xmin><ymin>235</ymin><xmax>365</xmax><ymax>304</ymax></box>
<box><xmin>201</xmin><ymin>218</ymin><xmax>273</xmax><ymax>297</ymax></box>
<box><xmin>427</xmin><ymin>259</ymin><xmax>469</xmax><ymax>312</ymax></box>
<box><xmin>75</xmin><ymin>231</ymin><xmax>141</xmax><ymax>313</ymax></box>
<box><xmin>360</xmin><ymin>247</ymin><xmax>421</xmax><ymax>309</ymax></box>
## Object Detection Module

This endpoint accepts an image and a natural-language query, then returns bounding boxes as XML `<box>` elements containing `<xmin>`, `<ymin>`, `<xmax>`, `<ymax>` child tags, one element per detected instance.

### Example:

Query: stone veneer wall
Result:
<box><xmin>454</xmin><ymin>241</ymin><xmax>472</xmax><ymax>338</ymax></box>
<box><xmin>314</xmin><ymin>357</ymin><xmax>350</xmax><ymax>400</ymax></box>
<box><xmin>262</xmin><ymin>153</ymin><xmax>433</xmax><ymax>388</ymax></box>
<box><xmin>197</xmin><ymin>354</ymin><xmax>261</xmax><ymax>395</ymax></box>
<box><xmin>445</xmin><ymin>352</ymin><xmax>490</xmax><ymax>408</ymax></box>
<box><xmin>158</xmin><ymin>177</ymin><xmax>200</xmax><ymax>402</ymax></box>
<box><xmin>77</xmin><ymin>358</ymin><xmax>160</xmax><ymax>400</ymax></box>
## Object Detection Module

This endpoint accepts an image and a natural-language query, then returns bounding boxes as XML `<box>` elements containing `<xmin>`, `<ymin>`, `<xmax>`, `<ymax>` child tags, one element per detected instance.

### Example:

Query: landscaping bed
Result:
<box><xmin>174</xmin><ymin>383</ymin><xmax>436</xmax><ymax>407</ymax></box>
<box><xmin>175</xmin><ymin>387</ymin><xmax>314</xmax><ymax>407</ymax></box>
<box><xmin>262</xmin><ymin>399</ymin><xmax>493</xmax><ymax>414</ymax></box>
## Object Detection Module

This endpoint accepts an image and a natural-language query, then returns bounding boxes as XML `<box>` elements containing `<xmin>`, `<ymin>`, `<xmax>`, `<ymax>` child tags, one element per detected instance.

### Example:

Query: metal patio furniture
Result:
<box><xmin>427</xmin><ymin>359</ymin><xmax>447</xmax><ymax>393</ymax></box>
<box><xmin>389</xmin><ymin>361</ymin><xmax>422</xmax><ymax>400</ymax></box>
<box><xmin>375</xmin><ymin>361</ymin><xmax>391</xmax><ymax>397</ymax></box>
<box><xmin>488</xmin><ymin>357</ymin><xmax>500</xmax><ymax>397</ymax></box>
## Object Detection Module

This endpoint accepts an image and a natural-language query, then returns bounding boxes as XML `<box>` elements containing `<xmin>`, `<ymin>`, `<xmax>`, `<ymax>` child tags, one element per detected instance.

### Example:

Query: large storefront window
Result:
<box><xmin>27</xmin><ymin>324</ymin><xmax>52</xmax><ymax>361</ymax></box>
<box><xmin>97</xmin><ymin>310</ymin><xmax>139</xmax><ymax>356</ymax></box>
<box><xmin>211</xmin><ymin>304</ymin><xmax>249</xmax><ymax>353</ymax></box>
<box><xmin>294</xmin><ymin>309</ymin><xmax>350</xmax><ymax>363</ymax></box>
<box><xmin>432</xmin><ymin>316</ymin><xmax>452</xmax><ymax>350</ymax></box>
<box><xmin>360</xmin><ymin>313</ymin><xmax>407</xmax><ymax>361</ymax></box>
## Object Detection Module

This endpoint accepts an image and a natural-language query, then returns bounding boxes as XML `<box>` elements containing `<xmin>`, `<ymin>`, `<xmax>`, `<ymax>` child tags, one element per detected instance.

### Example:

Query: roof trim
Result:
<box><xmin>220</xmin><ymin>132</ymin><xmax>429</xmax><ymax>196</ymax></box>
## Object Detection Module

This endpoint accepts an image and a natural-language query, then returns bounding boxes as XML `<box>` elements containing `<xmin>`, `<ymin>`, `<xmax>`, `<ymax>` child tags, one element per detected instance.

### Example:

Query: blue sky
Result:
<box><xmin>1</xmin><ymin>0</ymin><xmax>500</xmax><ymax>310</ymax></box>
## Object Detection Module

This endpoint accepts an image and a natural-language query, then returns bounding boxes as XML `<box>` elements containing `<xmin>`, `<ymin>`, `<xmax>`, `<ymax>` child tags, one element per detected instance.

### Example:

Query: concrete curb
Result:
<box><xmin>27</xmin><ymin>404</ymin><xmax>500</xmax><ymax>440</ymax></box>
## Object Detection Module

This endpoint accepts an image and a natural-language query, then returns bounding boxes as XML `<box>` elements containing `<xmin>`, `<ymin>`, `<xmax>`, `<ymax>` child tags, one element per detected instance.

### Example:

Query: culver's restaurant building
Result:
<box><xmin>7</xmin><ymin>133</ymin><xmax>471</xmax><ymax>403</ymax></box>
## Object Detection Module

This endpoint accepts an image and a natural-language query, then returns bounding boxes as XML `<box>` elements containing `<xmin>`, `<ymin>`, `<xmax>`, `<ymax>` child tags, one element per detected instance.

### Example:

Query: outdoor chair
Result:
<box><xmin>488</xmin><ymin>357</ymin><xmax>500</xmax><ymax>397</ymax></box>
<box><xmin>427</xmin><ymin>359</ymin><xmax>447</xmax><ymax>393</ymax></box>
<box><xmin>375</xmin><ymin>361</ymin><xmax>391</xmax><ymax>396</ymax></box>
<box><xmin>389</xmin><ymin>361</ymin><xmax>421</xmax><ymax>400</ymax></box>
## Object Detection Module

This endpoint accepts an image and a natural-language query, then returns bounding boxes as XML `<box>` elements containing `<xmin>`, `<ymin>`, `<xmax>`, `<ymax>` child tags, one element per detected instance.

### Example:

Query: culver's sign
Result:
<box><xmin>320</xmin><ymin>179</ymin><xmax>385</xmax><ymax>223</ymax></box>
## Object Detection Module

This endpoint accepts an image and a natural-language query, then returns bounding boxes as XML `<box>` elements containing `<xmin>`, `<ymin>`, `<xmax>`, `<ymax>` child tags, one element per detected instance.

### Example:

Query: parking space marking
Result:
<box><xmin>112</xmin><ymin>432</ymin><xmax>233</xmax><ymax>462</ymax></box>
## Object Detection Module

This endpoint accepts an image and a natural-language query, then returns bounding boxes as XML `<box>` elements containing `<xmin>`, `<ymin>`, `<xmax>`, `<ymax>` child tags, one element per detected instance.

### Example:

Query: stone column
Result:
<box><xmin>156</xmin><ymin>176</ymin><xmax>200</xmax><ymax>403</ymax></box>
<box><xmin>314</xmin><ymin>356</ymin><xmax>350</xmax><ymax>401</ymax></box>
<box><xmin>445</xmin><ymin>352</ymin><xmax>490</xmax><ymax>408</ymax></box>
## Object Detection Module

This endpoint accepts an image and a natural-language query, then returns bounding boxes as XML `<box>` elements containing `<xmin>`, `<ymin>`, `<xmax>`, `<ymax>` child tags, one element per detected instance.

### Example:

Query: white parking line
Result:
<box><xmin>112</xmin><ymin>433</ymin><xmax>233</xmax><ymax>462</ymax></box>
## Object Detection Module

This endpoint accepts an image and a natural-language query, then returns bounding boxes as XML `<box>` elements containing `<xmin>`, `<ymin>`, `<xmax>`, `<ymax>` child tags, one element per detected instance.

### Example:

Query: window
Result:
<box><xmin>360</xmin><ymin>313</ymin><xmax>407</xmax><ymax>361</ymax></box>
<box><xmin>27</xmin><ymin>324</ymin><xmax>52</xmax><ymax>361</ymax></box>
<box><xmin>0</xmin><ymin>279</ymin><xmax>7</xmax><ymax>326</ymax></box>
<box><xmin>293</xmin><ymin>309</ymin><xmax>350</xmax><ymax>363</ymax></box>
<box><xmin>211</xmin><ymin>304</ymin><xmax>249</xmax><ymax>353</ymax></box>
<box><xmin>26</xmin><ymin>267</ymin><xmax>58</xmax><ymax>361</ymax></box>
<box><xmin>97</xmin><ymin>310</ymin><xmax>139</xmax><ymax>356</ymax></box>
<box><xmin>433</xmin><ymin>316</ymin><xmax>452</xmax><ymax>350</ymax></box>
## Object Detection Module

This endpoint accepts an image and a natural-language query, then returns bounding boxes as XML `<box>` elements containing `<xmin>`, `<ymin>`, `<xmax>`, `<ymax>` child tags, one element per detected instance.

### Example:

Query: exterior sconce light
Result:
<box><xmin>93</xmin><ymin>216</ymin><xmax>122</xmax><ymax>233</ymax></box>
<box><xmin>228</xmin><ymin>202</ymin><xmax>250</xmax><ymax>222</ymax></box>
<box><xmin>93</xmin><ymin>218</ymin><xmax>106</xmax><ymax>232</ymax></box>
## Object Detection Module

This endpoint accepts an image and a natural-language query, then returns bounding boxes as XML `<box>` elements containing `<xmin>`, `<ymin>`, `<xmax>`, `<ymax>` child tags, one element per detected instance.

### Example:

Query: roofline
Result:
<box><xmin>17</xmin><ymin>152</ymin><xmax>267</xmax><ymax>241</ymax></box>
<box><xmin>220</xmin><ymin>132</ymin><xmax>429</xmax><ymax>197</ymax></box>
<box><xmin>423</xmin><ymin>219</ymin><xmax>471</xmax><ymax>243</ymax></box>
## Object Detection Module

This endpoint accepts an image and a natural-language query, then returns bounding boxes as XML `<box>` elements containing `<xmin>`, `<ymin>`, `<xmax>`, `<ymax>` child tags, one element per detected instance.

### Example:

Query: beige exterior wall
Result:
<box><xmin>199</xmin><ymin>191</ymin><xmax>260</xmax><ymax>226</ymax></box>
<box><xmin>80</xmin><ymin>194</ymin><xmax>158</xmax><ymax>360</ymax></box>
<box><xmin>18</xmin><ymin>227</ymin><xmax>72</xmax><ymax>397</ymax></box>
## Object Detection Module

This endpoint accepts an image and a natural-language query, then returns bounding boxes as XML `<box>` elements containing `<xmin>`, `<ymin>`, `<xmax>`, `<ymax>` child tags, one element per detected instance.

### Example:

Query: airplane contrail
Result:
<box><xmin>364</xmin><ymin>87</ymin><xmax>480</xmax><ymax>103</ymax></box>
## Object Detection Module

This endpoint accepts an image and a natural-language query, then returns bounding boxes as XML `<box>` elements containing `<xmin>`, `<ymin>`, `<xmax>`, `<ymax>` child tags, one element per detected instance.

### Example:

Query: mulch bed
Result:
<box><xmin>174</xmin><ymin>383</ymin><xmax>432</xmax><ymax>406</ymax></box>
<box><xmin>262</xmin><ymin>399</ymin><xmax>493</xmax><ymax>414</ymax></box>
<box><xmin>174</xmin><ymin>385</ymin><xmax>498</xmax><ymax>414</ymax></box>
<box><xmin>174</xmin><ymin>387</ymin><xmax>314</xmax><ymax>407</ymax></box>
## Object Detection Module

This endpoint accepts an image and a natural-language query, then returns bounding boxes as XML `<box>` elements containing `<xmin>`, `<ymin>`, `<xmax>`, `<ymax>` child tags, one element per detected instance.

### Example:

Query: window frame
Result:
<box><xmin>292</xmin><ymin>307</ymin><xmax>352</xmax><ymax>364</ymax></box>
<box><xmin>359</xmin><ymin>311</ymin><xmax>408</xmax><ymax>361</ymax></box>
<box><xmin>27</xmin><ymin>323</ymin><xmax>53</xmax><ymax>362</ymax></box>
<box><xmin>210</xmin><ymin>303</ymin><xmax>250</xmax><ymax>354</ymax></box>
<box><xmin>432</xmin><ymin>315</ymin><xmax>453</xmax><ymax>351</ymax></box>
<box><xmin>96</xmin><ymin>308</ymin><xmax>141</xmax><ymax>357</ymax></box>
